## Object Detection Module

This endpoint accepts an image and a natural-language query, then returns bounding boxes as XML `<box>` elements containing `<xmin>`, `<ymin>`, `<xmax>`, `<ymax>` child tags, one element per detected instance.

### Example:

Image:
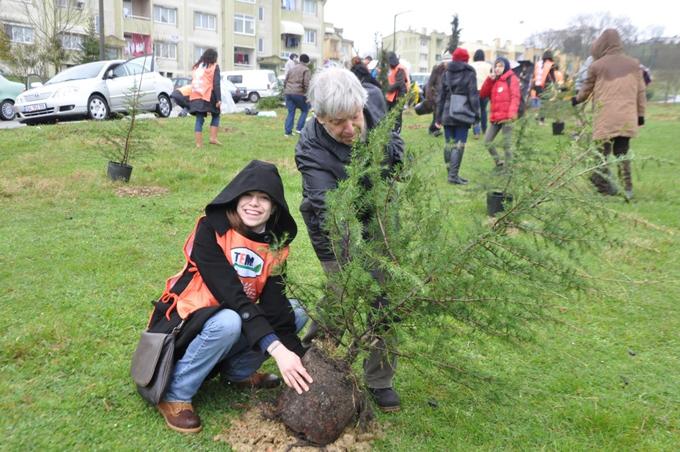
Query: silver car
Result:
<box><xmin>14</xmin><ymin>55</ymin><xmax>173</xmax><ymax>124</ymax></box>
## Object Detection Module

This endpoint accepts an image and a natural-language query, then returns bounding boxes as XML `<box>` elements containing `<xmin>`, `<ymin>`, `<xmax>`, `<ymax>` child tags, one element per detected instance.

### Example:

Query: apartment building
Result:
<box><xmin>382</xmin><ymin>28</ymin><xmax>448</xmax><ymax>73</ymax></box>
<box><xmin>1</xmin><ymin>0</ymin><xmax>327</xmax><ymax>77</ymax></box>
<box><xmin>323</xmin><ymin>23</ymin><xmax>353</xmax><ymax>67</ymax></box>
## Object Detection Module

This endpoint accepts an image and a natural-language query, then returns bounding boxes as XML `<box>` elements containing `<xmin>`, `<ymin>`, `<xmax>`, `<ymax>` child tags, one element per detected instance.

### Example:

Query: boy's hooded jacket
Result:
<box><xmin>574</xmin><ymin>29</ymin><xmax>646</xmax><ymax>140</ymax></box>
<box><xmin>480</xmin><ymin>57</ymin><xmax>521</xmax><ymax>123</ymax></box>
<box><xmin>148</xmin><ymin>160</ymin><xmax>302</xmax><ymax>357</ymax></box>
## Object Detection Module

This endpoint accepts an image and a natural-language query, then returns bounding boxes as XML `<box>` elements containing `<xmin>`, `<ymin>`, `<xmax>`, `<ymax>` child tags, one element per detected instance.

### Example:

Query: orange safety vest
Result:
<box><xmin>386</xmin><ymin>63</ymin><xmax>410</xmax><ymax>102</ymax></box>
<box><xmin>190</xmin><ymin>64</ymin><xmax>217</xmax><ymax>102</ymax></box>
<box><xmin>178</xmin><ymin>84</ymin><xmax>192</xmax><ymax>97</ymax></box>
<box><xmin>161</xmin><ymin>217</ymin><xmax>289</xmax><ymax>320</ymax></box>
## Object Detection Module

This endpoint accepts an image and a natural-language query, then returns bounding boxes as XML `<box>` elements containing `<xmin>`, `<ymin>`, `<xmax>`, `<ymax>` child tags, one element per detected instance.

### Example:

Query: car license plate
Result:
<box><xmin>23</xmin><ymin>103</ymin><xmax>47</xmax><ymax>113</ymax></box>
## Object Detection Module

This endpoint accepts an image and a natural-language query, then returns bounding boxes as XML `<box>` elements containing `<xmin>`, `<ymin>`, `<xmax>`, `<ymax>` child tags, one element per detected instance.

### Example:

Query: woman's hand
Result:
<box><xmin>216</xmin><ymin>101</ymin><xmax>222</xmax><ymax>109</ymax></box>
<box><xmin>269</xmin><ymin>342</ymin><xmax>313</xmax><ymax>394</ymax></box>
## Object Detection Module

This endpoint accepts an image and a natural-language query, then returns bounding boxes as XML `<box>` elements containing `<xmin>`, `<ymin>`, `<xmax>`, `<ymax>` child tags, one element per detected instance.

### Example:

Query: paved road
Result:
<box><xmin>0</xmin><ymin>101</ymin><xmax>259</xmax><ymax>130</ymax></box>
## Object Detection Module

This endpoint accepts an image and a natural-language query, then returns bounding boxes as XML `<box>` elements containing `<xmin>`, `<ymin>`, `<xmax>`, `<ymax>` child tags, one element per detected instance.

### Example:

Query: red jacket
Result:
<box><xmin>480</xmin><ymin>70</ymin><xmax>520</xmax><ymax>123</ymax></box>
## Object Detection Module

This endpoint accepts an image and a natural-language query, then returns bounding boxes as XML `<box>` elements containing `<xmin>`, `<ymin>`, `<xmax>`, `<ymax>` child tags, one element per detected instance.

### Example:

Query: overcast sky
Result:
<box><xmin>324</xmin><ymin>1</ymin><xmax>679</xmax><ymax>56</ymax></box>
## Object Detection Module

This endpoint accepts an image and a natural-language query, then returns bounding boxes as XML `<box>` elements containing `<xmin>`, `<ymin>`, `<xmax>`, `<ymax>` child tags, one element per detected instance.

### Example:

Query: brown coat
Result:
<box><xmin>575</xmin><ymin>29</ymin><xmax>646</xmax><ymax>140</ymax></box>
<box><xmin>283</xmin><ymin>63</ymin><xmax>311</xmax><ymax>96</ymax></box>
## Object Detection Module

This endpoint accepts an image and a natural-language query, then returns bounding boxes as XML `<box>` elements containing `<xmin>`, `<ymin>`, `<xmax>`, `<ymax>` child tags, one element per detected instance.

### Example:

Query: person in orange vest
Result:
<box><xmin>170</xmin><ymin>84</ymin><xmax>192</xmax><ymax>117</ymax></box>
<box><xmin>385</xmin><ymin>52</ymin><xmax>410</xmax><ymax>133</ymax></box>
<box><xmin>190</xmin><ymin>49</ymin><xmax>222</xmax><ymax>148</ymax></box>
<box><xmin>531</xmin><ymin>50</ymin><xmax>557</xmax><ymax>125</ymax></box>
<box><xmin>145</xmin><ymin>160</ymin><xmax>313</xmax><ymax>433</ymax></box>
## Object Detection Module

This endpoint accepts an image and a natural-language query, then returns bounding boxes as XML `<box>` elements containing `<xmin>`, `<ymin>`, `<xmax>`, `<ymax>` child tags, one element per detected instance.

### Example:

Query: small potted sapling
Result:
<box><xmin>102</xmin><ymin>60</ymin><xmax>151</xmax><ymax>182</ymax></box>
<box><xmin>540</xmin><ymin>85</ymin><xmax>573</xmax><ymax>135</ymax></box>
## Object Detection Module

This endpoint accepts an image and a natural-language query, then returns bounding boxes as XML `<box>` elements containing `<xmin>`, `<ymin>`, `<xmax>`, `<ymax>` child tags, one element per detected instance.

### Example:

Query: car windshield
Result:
<box><xmin>46</xmin><ymin>62</ymin><xmax>107</xmax><ymax>85</ymax></box>
<box><xmin>223</xmin><ymin>80</ymin><xmax>236</xmax><ymax>91</ymax></box>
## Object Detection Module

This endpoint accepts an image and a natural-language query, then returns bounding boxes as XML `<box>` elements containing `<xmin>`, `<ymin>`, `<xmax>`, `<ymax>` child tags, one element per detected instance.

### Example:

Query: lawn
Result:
<box><xmin>1</xmin><ymin>104</ymin><xmax>678</xmax><ymax>450</ymax></box>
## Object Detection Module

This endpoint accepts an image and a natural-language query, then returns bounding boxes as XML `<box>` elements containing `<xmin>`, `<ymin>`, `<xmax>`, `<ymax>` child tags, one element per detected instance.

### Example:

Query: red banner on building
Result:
<box><xmin>125</xmin><ymin>33</ymin><xmax>152</xmax><ymax>57</ymax></box>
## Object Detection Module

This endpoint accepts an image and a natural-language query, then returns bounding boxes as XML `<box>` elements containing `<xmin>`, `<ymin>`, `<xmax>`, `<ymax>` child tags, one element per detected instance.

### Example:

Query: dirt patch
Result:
<box><xmin>214</xmin><ymin>403</ymin><xmax>381</xmax><ymax>451</ymax></box>
<box><xmin>405</xmin><ymin>123</ymin><xmax>426</xmax><ymax>130</ymax></box>
<box><xmin>114</xmin><ymin>186</ymin><xmax>169</xmax><ymax>197</ymax></box>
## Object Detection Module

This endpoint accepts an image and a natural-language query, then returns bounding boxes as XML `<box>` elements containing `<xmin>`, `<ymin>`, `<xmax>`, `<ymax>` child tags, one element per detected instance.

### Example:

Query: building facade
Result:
<box><xmin>382</xmin><ymin>28</ymin><xmax>448</xmax><ymax>73</ymax></box>
<box><xmin>322</xmin><ymin>23</ymin><xmax>353</xmax><ymax>67</ymax></box>
<box><xmin>1</xmin><ymin>0</ymin><xmax>327</xmax><ymax>77</ymax></box>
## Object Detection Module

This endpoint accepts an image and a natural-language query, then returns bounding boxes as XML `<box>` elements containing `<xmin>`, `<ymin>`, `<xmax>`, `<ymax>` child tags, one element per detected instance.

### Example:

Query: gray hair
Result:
<box><xmin>308</xmin><ymin>67</ymin><xmax>368</xmax><ymax>119</ymax></box>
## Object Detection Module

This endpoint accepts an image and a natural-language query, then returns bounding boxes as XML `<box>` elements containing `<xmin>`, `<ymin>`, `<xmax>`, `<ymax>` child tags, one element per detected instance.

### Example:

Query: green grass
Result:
<box><xmin>1</xmin><ymin>105</ymin><xmax>679</xmax><ymax>450</ymax></box>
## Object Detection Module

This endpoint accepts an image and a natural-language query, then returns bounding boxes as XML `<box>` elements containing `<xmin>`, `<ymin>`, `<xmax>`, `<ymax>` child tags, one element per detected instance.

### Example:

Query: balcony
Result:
<box><xmin>123</xmin><ymin>0</ymin><xmax>152</xmax><ymax>35</ymax></box>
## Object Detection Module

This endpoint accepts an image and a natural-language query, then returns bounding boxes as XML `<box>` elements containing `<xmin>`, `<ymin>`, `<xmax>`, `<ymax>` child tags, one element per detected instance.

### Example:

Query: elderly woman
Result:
<box><xmin>294</xmin><ymin>67</ymin><xmax>405</xmax><ymax>412</ymax></box>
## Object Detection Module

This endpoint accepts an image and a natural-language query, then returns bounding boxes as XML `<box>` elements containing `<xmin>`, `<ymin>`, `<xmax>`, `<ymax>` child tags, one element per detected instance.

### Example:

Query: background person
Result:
<box><xmin>572</xmin><ymin>28</ymin><xmax>646</xmax><ymax>201</ymax></box>
<box><xmin>470</xmin><ymin>49</ymin><xmax>493</xmax><ymax>137</ymax></box>
<box><xmin>147</xmin><ymin>160</ymin><xmax>312</xmax><ymax>433</ymax></box>
<box><xmin>170</xmin><ymin>84</ymin><xmax>191</xmax><ymax>117</ymax></box>
<box><xmin>425</xmin><ymin>61</ymin><xmax>447</xmax><ymax>136</ymax></box>
<box><xmin>295</xmin><ymin>67</ymin><xmax>405</xmax><ymax>413</ymax></box>
<box><xmin>283</xmin><ymin>53</ymin><xmax>311</xmax><ymax>137</ymax></box>
<box><xmin>384</xmin><ymin>52</ymin><xmax>410</xmax><ymax>134</ymax></box>
<box><xmin>189</xmin><ymin>49</ymin><xmax>222</xmax><ymax>148</ymax></box>
<box><xmin>284</xmin><ymin>53</ymin><xmax>298</xmax><ymax>77</ymax></box>
<box><xmin>436</xmin><ymin>47</ymin><xmax>480</xmax><ymax>185</ymax></box>
<box><xmin>479</xmin><ymin>57</ymin><xmax>520</xmax><ymax>170</ymax></box>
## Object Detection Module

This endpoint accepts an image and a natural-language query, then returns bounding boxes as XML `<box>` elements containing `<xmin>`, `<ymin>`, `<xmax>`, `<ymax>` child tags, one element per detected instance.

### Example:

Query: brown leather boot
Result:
<box><xmin>229</xmin><ymin>372</ymin><xmax>281</xmax><ymax>390</ymax></box>
<box><xmin>194</xmin><ymin>131</ymin><xmax>203</xmax><ymax>148</ymax></box>
<box><xmin>157</xmin><ymin>401</ymin><xmax>202</xmax><ymax>433</ymax></box>
<box><xmin>209</xmin><ymin>126</ymin><xmax>221</xmax><ymax>145</ymax></box>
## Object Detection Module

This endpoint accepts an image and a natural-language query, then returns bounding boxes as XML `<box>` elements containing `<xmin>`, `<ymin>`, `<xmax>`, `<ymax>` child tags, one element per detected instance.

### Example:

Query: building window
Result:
<box><xmin>303</xmin><ymin>28</ymin><xmax>316</xmax><ymax>45</ymax></box>
<box><xmin>60</xmin><ymin>33</ymin><xmax>83</xmax><ymax>50</ymax></box>
<box><xmin>303</xmin><ymin>0</ymin><xmax>316</xmax><ymax>15</ymax></box>
<box><xmin>281</xmin><ymin>0</ymin><xmax>296</xmax><ymax>11</ymax></box>
<box><xmin>284</xmin><ymin>35</ymin><xmax>299</xmax><ymax>48</ymax></box>
<box><xmin>154</xmin><ymin>41</ymin><xmax>177</xmax><ymax>60</ymax></box>
<box><xmin>154</xmin><ymin>6</ymin><xmax>177</xmax><ymax>25</ymax></box>
<box><xmin>56</xmin><ymin>0</ymin><xmax>67</xmax><ymax>7</ymax></box>
<box><xmin>195</xmin><ymin>46</ymin><xmax>213</xmax><ymax>62</ymax></box>
<box><xmin>4</xmin><ymin>24</ymin><xmax>34</xmax><ymax>44</ymax></box>
<box><xmin>234</xmin><ymin>14</ymin><xmax>255</xmax><ymax>35</ymax></box>
<box><xmin>258</xmin><ymin>38</ymin><xmax>264</xmax><ymax>53</ymax></box>
<box><xmin>194</xmin><ymin>12</ymin><xmax>217</xmax><ymax>31</ymax></box>
<box><xmin>258</xmin><ymin>7</ymin><xmax>264</xmax><ymax>21</ymax></box>
<box><xmin>237</xmin><ymin>0</ymin><xmax>256</xmax><ymax>3</ymax></box>
<box><xmin>234</xmin><ymin>48</ymin><xmax>252</xmax><ymax>66</ymax></box>
<box><xmin>123</xmin><ymin>0</ymin><xmax>132</xmax><ymax>17</ymax></box>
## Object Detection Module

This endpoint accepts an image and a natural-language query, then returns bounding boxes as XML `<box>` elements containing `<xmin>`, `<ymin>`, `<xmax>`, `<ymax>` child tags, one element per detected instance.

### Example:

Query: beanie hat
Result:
<box><xmin>452</xmin><ymin>48</ymin><xmax>469</xmax><ymax>63</ymax></box>
<box><xmin>542</xmin><ymin>50</ymin><xmax>553</xmax><ymax>61</ymax></box>
<box><xmin>299</xmin><ymin>54</ymin><xmax>310</xmax><ymax>64</ymax></box>
<box><xmin>473</xmin><ymin>49</ymin><xmax>485</xmax><ymax>62</ymax></box>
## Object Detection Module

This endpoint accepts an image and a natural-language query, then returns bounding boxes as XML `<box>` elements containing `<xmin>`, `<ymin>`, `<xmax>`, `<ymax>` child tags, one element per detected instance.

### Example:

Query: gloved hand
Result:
<box><xmin>638</xmin><ymin>116</ymin><xmax>645</xmax><ymax>126</ymax></box>
<box><xmin>571</xmin><ymin>96</ymin><xmax>579</xmax><ymax>107</ymax></box>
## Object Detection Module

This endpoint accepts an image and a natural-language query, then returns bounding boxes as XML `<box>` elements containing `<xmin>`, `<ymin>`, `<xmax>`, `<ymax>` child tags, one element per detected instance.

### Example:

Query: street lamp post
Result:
<box><xmin>392</xmin><ymin>10</ymin><xmax>412</xmax><ymax>53</ymax></box>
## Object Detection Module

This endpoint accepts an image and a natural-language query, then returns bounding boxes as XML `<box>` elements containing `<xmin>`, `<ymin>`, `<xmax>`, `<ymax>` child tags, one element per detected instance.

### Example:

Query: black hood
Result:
<box><xmin>205</xmin><ymin>160</ymin><xmax>297</xmax><ymax>244</ymax></box>
<box><xmin>446</xmin><ymin>61</ymin><xmax>474</xmax><ymax>74</ymax></box>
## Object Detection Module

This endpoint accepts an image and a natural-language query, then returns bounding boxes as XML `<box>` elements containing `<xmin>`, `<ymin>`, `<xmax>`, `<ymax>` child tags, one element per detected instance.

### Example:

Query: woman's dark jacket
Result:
<box><xmin>295</xmin><ymin>82</ymin><xmax>405</xmax><ymax>262</ymax></box>
<box><xmin>189</xmin><ymin>65</ymin><xmax>222</xmax><ymax>115</ymax></box>
<box><xmin>148</xmin><ymin>160</ymin><xmax>303</xmax><ymax>357</ymax></box>
<box><xmin>436</xmin><ymin>61</ymin><xmax>480</xmax><ymax>126</ymax></box>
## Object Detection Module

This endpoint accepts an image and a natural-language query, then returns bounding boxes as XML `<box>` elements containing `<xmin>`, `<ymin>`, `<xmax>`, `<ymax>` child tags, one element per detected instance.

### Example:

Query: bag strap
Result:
<box><xmin>171</xmin><ymin>320</ymin><xmax>185</xmax><ymax>336</ymax></box>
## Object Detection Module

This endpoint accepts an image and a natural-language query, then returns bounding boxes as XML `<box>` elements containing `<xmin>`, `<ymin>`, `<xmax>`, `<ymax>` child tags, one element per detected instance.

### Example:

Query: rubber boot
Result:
<box><xmin>195</xmin><ymin>131</ymin><xmax>203</xmax><ymax>148</ymax></box>
<box><xmin>209</xmin><ymin>126</ymin><xmax>221</xmax><ymax>145</ymax></box>
<box><xmin>447</xmin><ymin>143</ymin><xmax>468</xmax><ymax>185</ymax></box>
<box><xmin>443</xmin><ymin>143</ymin><xmax>454</xmax><ymax>164</ymax></box>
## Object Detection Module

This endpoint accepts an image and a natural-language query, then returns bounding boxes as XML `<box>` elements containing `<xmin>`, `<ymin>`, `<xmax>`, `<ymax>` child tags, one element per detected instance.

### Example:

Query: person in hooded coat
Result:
<box><xmin>295</xmin><ymin>67</ymin><xmax>405</xmax><ymax>413</ymax></box>
<box><xmin>479</xmin><ymin>56</ymin><xmax>521</xmax><ymax>170</ymax></box>
<box><xmin>425</xmin><ymin>61</ymin><xmax>447</xmax><ymax>136</ymax></box>
<box><xmin>436</xmin><ymin>47</ymin><xmax>480</xmax><ymax>185</ymax></box>
<box><xmin>145</xmin><ymin>160</ymin><xmax>312</xmax><ymax>433</ymax></box>
<box><xmin>573</xmin><ymin>28</ymin><xmax>646</xmax><ymax>201</ymax></box>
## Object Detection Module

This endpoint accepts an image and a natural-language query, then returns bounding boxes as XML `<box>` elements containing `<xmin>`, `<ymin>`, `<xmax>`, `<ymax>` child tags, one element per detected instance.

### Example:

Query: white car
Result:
<box><xmin>14</xmin><ymin>55</ymin><xmax>174</xmax><ymax>124</ymax></box>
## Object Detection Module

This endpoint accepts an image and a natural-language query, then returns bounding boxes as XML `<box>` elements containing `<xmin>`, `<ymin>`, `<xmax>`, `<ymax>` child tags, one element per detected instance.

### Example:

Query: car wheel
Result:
<box><xmin>0</xmin><ymin>99</ymin><xmax>15</xmax><ymax>121</ymax></box>
<box><xmin>248</xmin><ymin>92</ymin><xmax>260</xmax><ymax>103</ymax></box>
<box><xmin>156</xmin><ymin>93</ymin><xmax>171</xmax><ymax>118</ymax></box>
<box><xmin>88</xmin><ymin>94</ymin><xmax>110</xmax><ymax>120</ymax></box>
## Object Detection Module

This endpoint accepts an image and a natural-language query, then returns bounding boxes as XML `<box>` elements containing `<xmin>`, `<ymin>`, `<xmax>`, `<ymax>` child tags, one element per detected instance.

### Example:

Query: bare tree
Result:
<box><xmin>21</xmin><ymin>0</ymin><xmax>87</xmax><ymax>77</ymax></box>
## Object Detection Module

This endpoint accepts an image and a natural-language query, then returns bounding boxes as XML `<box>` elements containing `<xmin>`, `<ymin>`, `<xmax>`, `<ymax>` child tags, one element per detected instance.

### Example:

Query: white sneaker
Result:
<box><xmin>294</xmin><ymin>130</ymin><xmax>301</xmax><ymax>135</ymax></box>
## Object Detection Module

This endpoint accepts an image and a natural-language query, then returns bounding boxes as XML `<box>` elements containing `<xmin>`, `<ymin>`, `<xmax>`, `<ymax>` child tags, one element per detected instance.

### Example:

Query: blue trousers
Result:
<box><xmin>194</xmin><ymin>112</ymin><xmax>220</xmax><ymax>132</ymax></box>
<box><xmin>284</xmin><ymin>94</ymin><xmax>309</xmax><ymax>135</ymax></box>
<box><xmin>444</xmin><ymin>125</ymin><xmax>470</xmax><ymax>144</ymax></box>
<box><xmin>163</xmin><ymin>299</ymin><xmax>308</xmax><ymax>402</ymax></box>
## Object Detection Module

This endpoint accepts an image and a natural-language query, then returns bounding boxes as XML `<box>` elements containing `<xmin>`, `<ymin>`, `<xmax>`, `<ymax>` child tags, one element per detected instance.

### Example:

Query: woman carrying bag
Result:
<box><xmin>142</xmin><ymin>160</ymin><xmax>312</xmax><ymax>433</ymax></box>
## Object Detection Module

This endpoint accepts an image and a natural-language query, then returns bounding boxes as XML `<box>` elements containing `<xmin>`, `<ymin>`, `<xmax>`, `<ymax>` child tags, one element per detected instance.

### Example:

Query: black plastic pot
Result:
<box><xmin>486</xmin><ymin>190</ymin><xmax>514</xmax><ymax>217</ymax></box>
<box><xmin>107</xmin><ymin>161</ymin><xmax>133</xmax><ymax>182</ymax></box>
<box><xmin>552</xmin><ymin>121</ymin><xmax>565</xmax><ymax>135</ymax></box>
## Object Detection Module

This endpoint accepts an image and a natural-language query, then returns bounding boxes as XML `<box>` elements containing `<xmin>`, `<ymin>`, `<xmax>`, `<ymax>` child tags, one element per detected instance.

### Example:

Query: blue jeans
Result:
<box><xmin>473</xmin><ymin>97</ymin><xmax>488</xmax><ymax>135</ymax></box>
<box><xmin>444</xmin><ymin>125</ymin><xmax>469</xmax><ymax>144</ymax></box>
<box><xmin>284</xmin><ymin>94</ymin><xmax>309</xmax><ymax>135</ymax></box>
<box><xmin>194</xmin><ymin>112</ymin><xmax>220</xmax><ymax>132</ymax></box>
<box><xmin>163</xmin><ymin>299</ymin><xmax>308</xmax><ymax>402</ymax></box>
